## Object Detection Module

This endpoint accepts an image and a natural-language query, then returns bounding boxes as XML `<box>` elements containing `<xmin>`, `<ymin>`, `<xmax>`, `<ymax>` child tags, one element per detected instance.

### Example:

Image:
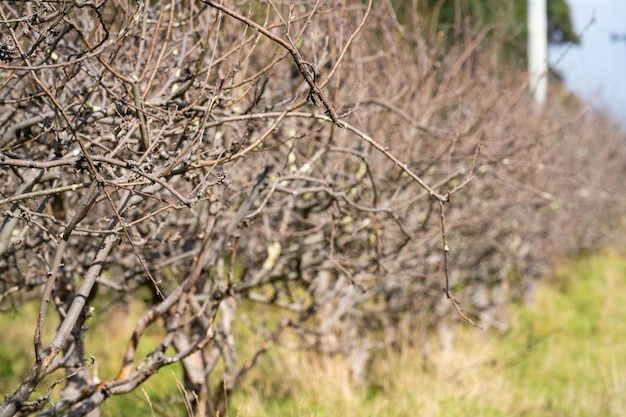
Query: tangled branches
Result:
<box><xmin>0</xmin><ymin>1</ymin><xmax>624</xmax><ymax>416</ymax></box>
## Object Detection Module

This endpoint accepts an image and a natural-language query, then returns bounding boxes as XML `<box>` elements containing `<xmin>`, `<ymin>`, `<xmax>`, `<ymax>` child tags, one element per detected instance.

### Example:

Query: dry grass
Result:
<box><xmin>1</xmin><ymin>251</ymin><xmax>625</xmax><ymax>416</ymax></box>
<box><xmin>229</xmin><ymin>251</ymin><xmax>626</xmax><ymax>417</ymax></box>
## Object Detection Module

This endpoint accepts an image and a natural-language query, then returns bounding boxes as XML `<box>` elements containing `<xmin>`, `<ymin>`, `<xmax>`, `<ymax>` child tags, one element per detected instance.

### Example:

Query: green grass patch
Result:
<box><xmin>499</xmin><ymin>251</ymin><xmax>626</xmax><ymax>416</ymax></box>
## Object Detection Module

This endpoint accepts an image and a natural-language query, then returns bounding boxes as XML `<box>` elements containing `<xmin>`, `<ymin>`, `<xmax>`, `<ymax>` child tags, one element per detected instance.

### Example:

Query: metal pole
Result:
<box><xmin>528</xmin><ymin>0</ymin><xmax>548</xmax><ymax>109</ymax></box>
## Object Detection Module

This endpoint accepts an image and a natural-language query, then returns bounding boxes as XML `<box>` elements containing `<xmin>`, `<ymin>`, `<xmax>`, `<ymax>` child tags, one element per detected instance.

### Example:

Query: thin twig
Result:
<box><xmin>202</xmin><ymin>1</ymin><xmax>343</xmax><ymax>126</ymax></box>
<box><xmin>439</xmin><ymin>201</ymin><xmax>481</xmax><ymax>328</ymax></box>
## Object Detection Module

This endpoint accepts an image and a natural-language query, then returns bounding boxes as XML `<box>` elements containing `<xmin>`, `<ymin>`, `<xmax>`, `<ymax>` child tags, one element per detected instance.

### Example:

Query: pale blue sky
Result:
<box><xmin>550</xmin><ymin>0</ymin><xmax>626</xmax><ymax>126</ymax></box>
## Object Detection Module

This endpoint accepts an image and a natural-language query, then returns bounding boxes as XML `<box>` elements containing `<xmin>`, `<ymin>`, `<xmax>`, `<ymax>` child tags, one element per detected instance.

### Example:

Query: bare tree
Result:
<box><xmin>0</xmin><ymin>1</ymin><xmax>624</xmax><ymax>416</ymax></box>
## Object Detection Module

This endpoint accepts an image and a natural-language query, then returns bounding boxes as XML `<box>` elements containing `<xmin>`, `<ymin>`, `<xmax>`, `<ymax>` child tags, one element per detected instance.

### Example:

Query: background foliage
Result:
<box><xmin>414</xmin><ymin>0</ymin><xmax>579</xmax><ymax>43</ymax></box>
<box><xmin>400</xmin><ymin>0</ymin><xmax>579</xmax><ymax>66</ymax></box>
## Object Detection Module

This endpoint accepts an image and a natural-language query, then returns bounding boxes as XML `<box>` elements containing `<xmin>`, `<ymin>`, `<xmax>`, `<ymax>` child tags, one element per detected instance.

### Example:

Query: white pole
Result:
<box><xmin>528</xmin><ymin>0</ymin><xmax>548</xmax><ymax>109</ymax></box>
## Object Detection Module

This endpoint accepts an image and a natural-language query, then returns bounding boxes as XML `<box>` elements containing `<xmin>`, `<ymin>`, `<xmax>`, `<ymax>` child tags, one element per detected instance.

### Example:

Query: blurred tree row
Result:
<box><xmin>0</xmin><ymin>1</ymin><xmax>622</xmax><ymax>416</ymax></box>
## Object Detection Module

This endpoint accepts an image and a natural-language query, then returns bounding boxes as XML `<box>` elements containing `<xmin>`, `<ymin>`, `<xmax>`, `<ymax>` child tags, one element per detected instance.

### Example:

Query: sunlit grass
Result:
<box><xmin>499</xmin><ymin>251</ymin><xmax>626</xmax><ymax>416</ymax></box>
<box><xmin>231</xmin><ymin>250</ymin><xmax>626</xmax><ymax>416</ymax></box>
